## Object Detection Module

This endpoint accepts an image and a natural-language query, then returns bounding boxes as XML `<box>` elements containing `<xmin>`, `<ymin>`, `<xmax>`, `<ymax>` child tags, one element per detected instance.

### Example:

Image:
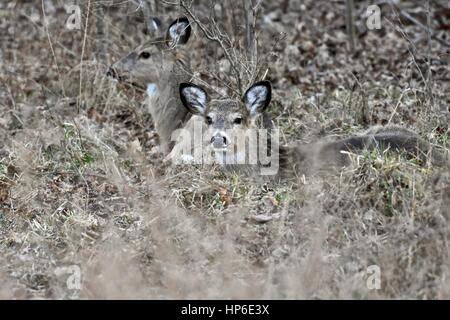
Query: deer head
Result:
<box><xmin>178</xmin><ymin>81</ymin><xmax>272</xmax><ymax>162</ymax></box>
<box><xmin>107</xmin><ymin>16</ymin><xmax>192</xmax><ymax>88</ymax></box>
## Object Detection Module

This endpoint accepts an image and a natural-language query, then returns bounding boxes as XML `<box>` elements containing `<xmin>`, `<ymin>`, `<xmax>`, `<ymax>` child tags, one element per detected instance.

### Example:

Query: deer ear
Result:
<box><xmin>180</xmin><ymin>83</ymin><xmax>207</xmax><ymax>115</ymax></box>
<box><xmin>243</xmin><ymin>81</ymin><xmax>272</xmax><ymax>117</ymax></box>
<box><xmin>167</xmin><ymin>16</ymin><xmax>191</xmax><ymax>46</ymax></box>
<box><xmin>148</xmin><ymin>17</ymin><xmax>162</xmax><ymax>33</ymax></box>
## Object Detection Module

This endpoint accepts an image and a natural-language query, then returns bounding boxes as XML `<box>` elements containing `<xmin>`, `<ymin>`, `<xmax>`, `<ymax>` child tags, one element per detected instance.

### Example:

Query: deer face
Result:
<box><xmin>107</xmin><ymin>17</ymin><xmax>191</xmax><ymax>88</ymax></box>
<box><xmin>179</xmin><ymin>81</ymin><xmax>272</xmax><ymax>153</ymax></box>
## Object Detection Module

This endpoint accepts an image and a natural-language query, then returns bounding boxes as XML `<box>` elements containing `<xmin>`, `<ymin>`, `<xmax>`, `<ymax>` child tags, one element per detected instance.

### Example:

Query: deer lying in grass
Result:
<box><xmin>173</xmin><ymin>80</ymin><xmax>449</xmax><ymax>180</ymax></box>
<box><xmin>107</xmin><ymin>16</ymin><xmax>193</xmax><ymax>153</ymax></box>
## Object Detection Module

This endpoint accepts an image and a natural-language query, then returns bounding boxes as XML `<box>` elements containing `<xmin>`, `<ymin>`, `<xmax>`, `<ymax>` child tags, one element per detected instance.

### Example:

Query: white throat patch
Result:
<box><xmin>146</xmin><ymin>83</ymin><xmax>158</xmax><ymax>97</ymax></box>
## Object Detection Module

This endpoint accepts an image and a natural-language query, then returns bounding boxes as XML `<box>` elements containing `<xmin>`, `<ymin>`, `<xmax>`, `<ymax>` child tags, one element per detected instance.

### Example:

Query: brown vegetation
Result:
<box><xmin>0</xmin><ymin>0</ymin><xmax>449</xmax><ymax>299</ymax></box>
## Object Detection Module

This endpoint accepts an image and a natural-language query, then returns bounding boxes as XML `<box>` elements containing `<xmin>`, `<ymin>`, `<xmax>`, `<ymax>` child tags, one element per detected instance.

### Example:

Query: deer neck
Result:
<box><xmin>147</xmin><ymin>50</ymin><xmax>191</xmax><ymax>105</ymax></box>
<box><xmin>145</xmin><ymin>50</ymin><xmax>192</xmax><ymax>152</ymax></box>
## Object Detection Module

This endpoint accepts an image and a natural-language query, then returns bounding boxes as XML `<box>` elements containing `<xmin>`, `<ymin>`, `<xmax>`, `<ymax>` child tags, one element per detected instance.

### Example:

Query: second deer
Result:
<box><xmin>107</xmin><ymin>16</ymin><xmax>193</xmax><ymax>154</ymax></box>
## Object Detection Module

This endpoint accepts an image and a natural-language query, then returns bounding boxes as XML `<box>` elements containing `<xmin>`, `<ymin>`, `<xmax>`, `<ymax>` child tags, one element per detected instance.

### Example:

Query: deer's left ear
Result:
<box><xmin>243</xmin><ymin>81</ymin><xmax>272</xmax><ymax>118</ymax></box>
<box><xmin>166</xmin><ymin>16</ymin><xmax>191</xmax><ymax>46</ymax></box>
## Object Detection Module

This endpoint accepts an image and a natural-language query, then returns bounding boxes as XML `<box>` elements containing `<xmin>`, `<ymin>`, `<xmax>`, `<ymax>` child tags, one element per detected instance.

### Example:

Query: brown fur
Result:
<box><xmin>282</xmin><ymin>127</ymin><xmax>449</xmax><ymax>179</ymax></box>
<box><xmin>108</xmin><ymin>17</ymin><xmax>193</xmax><ymax>153</ymax></box>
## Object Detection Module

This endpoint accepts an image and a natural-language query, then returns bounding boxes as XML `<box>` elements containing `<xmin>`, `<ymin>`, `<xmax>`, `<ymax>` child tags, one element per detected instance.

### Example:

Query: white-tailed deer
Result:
<box><xmin>175</xmin><ymin>81</ymin><xmax>450</xmax><ymax>179</ymax></box>
<box><xmin>107</xmin><ymin>16</ymin><xmax>193</xmax><ymax>153</ymax></box>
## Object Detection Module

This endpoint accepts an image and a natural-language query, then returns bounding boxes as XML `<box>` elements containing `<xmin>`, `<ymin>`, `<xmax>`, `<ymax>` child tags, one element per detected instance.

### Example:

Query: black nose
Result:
<box><xmin>211</xmin><ymin>135</ymin><xmax>227</xmax><ymax>148</ymax></box>
<box><xmin>211</xmin><ymin>136</ymin><xmax>227</xmax><ymax>143</ymax></box>
<box><xmin>106</xmin><ymin>67</ymin><xmax>117</xmax><ymax>78</ymax></box>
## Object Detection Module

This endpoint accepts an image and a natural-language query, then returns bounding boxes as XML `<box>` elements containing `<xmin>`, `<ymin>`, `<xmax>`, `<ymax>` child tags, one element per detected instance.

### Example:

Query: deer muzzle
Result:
<box><xmin>211</xmin><ymin>132</ymin><xmax>228</xmax><ymax>150</ymax></box>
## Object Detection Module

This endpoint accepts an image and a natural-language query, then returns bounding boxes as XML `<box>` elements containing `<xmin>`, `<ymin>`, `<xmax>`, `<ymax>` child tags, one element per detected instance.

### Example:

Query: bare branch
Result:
<box><xmin>180</xmin><ymin>0</ymin><xmax>244</xmax><ymax>95</ymax></box>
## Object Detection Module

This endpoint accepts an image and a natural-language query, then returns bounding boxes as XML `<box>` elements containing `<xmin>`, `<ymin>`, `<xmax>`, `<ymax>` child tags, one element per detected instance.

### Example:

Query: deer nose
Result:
<box><xmin>211</xmin><ymin>134</ymin><xmax>227</xmax><ymax>149</ymax></box>
<box><xmin>106</xmin><ymin>67</ymin><xmax>117</xmax><ymax>79</ymax></box>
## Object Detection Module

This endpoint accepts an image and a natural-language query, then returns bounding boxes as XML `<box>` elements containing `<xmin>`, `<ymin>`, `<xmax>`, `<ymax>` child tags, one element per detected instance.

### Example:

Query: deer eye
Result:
<box><xmin>206</xmin><ymin>116</ymin><xmax>213</xmax><ymax>125</ymax></box>
<box><xmin>233</xmin><ymin>117</ymin><xmax>243</xmax><ymax>125</ymax></box>
<box><xmin>139</xmin><ymin>51</ymin><xmax>151</xmax><ymax>59</ymax></box>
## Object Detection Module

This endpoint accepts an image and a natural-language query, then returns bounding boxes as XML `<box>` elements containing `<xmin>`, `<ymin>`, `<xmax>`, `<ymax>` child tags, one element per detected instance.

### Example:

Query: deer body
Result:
<box><xmin>177</xmin><ymin>81</ymin><xmax>449</xmax><ymax>180</ymax></box>
<box><xmin>282</xmin><ymin>127</ymin><xmax>446</xmax><ymax>176</ymax></box>
<box><xmin>108</xmin><ymin>17</ymin><xmax>193</xmax><ymax>153</ymax></box>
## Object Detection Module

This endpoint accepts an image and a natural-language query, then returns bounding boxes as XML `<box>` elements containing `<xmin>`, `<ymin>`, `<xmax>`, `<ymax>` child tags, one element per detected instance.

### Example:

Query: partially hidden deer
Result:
<box><xmin>107</xmin><ymin>16</ymin><xmax>194</xmax><ymax>154</ymax></box>
<box><xmin>172</xmin><ymin>80</ymin><xmax>450</xmax><ymax>180</ymax></box>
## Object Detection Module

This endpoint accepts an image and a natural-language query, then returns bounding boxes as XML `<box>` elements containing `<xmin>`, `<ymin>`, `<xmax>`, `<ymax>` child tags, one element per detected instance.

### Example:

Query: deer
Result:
<box><xmin>107</xmin><ymin>16</ymin><xmax>194</xmax><ymax>154</ymax></box>
<box><xmin>173</xmin><ymin>80</ymin><xmax>450</xmax><ymax>180</ymax></box>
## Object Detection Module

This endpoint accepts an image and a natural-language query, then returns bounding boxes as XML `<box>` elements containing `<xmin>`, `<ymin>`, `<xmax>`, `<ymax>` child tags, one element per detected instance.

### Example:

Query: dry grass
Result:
<box><xmin>0</xmin><ymin>0</ymin><xmax>449</xmax><ymax>299</ymax></box>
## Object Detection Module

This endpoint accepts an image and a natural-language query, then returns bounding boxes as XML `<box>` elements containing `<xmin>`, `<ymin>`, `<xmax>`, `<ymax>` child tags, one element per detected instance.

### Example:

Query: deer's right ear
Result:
<box><xmin>180</xmin><ymin>83</ymin><xmax>207</xmax><ymax>115</ymax></box>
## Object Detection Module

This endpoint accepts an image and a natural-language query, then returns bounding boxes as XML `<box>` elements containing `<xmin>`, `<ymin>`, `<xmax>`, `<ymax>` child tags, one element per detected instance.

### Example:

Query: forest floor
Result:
<box><xmin>0</xmin><ymin>0</ymin><xmax>449</xmax><ymax>299</ymax></box>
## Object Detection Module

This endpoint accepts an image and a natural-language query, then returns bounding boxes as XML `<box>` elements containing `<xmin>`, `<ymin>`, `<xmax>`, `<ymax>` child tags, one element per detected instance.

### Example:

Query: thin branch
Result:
<box><xmin>398</xmin><ymin>6</ymin><xmax>450</xmax><ymax>47</ymax></box>
<box><xmin>179</xmin><ymin>0</ymin><xmax>243</xmax><ymax>95</ymax></box>
<box><xmin>41</xmin><ymin>0</ymin><xmax>65</xmax><ymax>96</ymax></box>
<box><xmin>243</xmin><ymin>0</ymin><xmax>256</xmax><ymax>63</ymax></box>
<box><xmin>79</xmin><ymin>0</ymin><xmax>92</xmax><ymax>113</ymax></box>
<box><xmin>345</xmin><ymin>0</ymin><xmax>357</xmax><ymax>54</ymax></box>
<box><xmin>426</xmin><ymin>0</ymin><xmax>433</xmax><ymax>103</ymax></box>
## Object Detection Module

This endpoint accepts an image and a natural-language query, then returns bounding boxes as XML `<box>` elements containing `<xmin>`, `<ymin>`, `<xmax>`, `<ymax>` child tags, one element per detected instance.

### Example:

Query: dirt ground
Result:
<box><xmin>0</xmin><ymin>0</ymin><xmax>449</xmax><ymax>299</ymax></box>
